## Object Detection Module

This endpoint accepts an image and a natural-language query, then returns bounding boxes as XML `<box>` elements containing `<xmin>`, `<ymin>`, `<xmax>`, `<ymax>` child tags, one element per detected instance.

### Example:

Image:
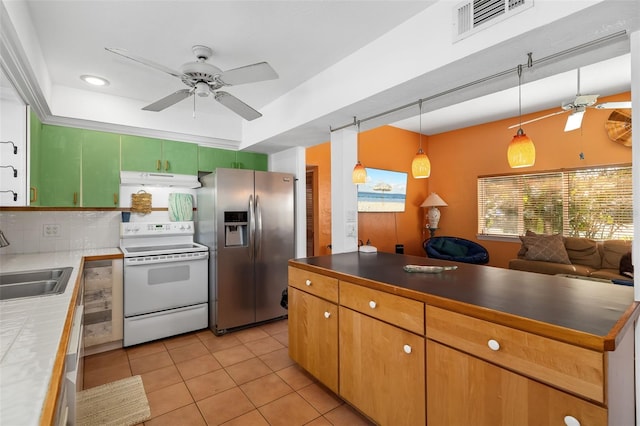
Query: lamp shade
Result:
<box><xmin>507</xmin><ymin>128</ymin><xmax>535</xmax><ymax>168</ymax></box>
<box><xmin>420</xmin><ymin>192</ymin><xmax>447</xmax><ymax>207</ymax></box>
<box><xmin>411</xmin><ymin>148</ymin><xmax>431</xmax><ymax>179</ymax></box>
<box><xmin>352</xmin><ymin>161</ymin><xmax>367</xmax><ymax>184</ymax></box>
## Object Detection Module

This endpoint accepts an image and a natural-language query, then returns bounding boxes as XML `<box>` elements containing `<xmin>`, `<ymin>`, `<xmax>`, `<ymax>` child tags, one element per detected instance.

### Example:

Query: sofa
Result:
<box><xmin>508</xmin><ymin>232</ymin><xmax>632</xmax><ymax>281</ymax></box>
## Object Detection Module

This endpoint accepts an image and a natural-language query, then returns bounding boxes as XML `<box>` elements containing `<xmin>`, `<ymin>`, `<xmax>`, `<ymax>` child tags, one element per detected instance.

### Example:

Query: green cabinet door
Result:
<box><xmin>161</xmin><ymin>140</ymin><xmax>197</xmax><ymax>174</ymax></box>
<box><xmin>120</xmin><ymin>135</ymin><xmax>164</xmax><ymax>172</ymax></box>
<box><xmin>198</xmin><ymin>146</ymin><xmax>237</xmax><ymax>172</ymax></box>
<box><xmin>236</xmin><ymin>152</ymin><xmax>268</xmax><ymax>171</ymax></box>
<box><xmin>29</xmin><ymin>110</ymin><xmax>42</xmax><ymax>206</ymax></box>
<box><xmin>82</xmin><ymin>130</ymin><xmax>120</xmax><ymax>207</ymax></box>
<box><xmin>39</xmin><ymin>125</ymin><xmax>82</xmax><ymax>206</ymax></box>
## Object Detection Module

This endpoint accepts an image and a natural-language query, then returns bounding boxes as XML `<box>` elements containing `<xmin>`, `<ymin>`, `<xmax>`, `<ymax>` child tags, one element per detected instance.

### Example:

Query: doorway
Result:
<box><xmin>306</xmin><ymin>166</ymin><xmax>318</xmax><ymax>257</ymax></box>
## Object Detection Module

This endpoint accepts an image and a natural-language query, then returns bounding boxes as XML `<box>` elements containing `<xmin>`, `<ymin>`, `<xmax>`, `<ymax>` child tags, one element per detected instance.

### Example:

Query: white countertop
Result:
<box><xmin>0</xmin><ymin>248</ymin><xmax>121</xmax><ymax>426</ymax></box>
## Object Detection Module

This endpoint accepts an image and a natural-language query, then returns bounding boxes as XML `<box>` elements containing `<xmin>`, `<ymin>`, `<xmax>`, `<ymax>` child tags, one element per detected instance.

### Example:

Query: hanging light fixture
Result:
<box><xmin>507</xmin><ymin>63</ymin><xmax>536</xmax><ymax>168</ymax></box>
<box><xmin>411</xmin><ymin>100</ymin><xmax>431</xmax><ymax>178</ymax></box>
<box><xmin>352</xmin><ymin>118</ymin><xmax>367</xmax><ymax>184</ymax></box>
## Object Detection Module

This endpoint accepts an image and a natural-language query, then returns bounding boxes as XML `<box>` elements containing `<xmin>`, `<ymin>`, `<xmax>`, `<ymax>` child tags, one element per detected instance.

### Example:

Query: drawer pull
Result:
<box><xmin>324</xmin><ymin>311</ymin><xmax>331</xmax><ymax>319</ymax></box>
<box><xmin>487</xmin><ymin>339</ymin><xmax>500</xmax><ymax>351</ymax></box>
<box><xmin>369</xmin><ymin>300</ymin><xmax>377</xmax><ymax>309</ymax></box>
<box><xmin>403</xmin><ymin>344</ymin><xmax>412</xmax><ymax>354</ymax></box>
<box><xmin>563</xmin><ymin>416</ymin><xmax>580</xmax><ymax>426</ymax></box>
<box><xmin>305</xmin><ymin>279</ymin><xmax>312</xmax><ymax>286</ymax></box>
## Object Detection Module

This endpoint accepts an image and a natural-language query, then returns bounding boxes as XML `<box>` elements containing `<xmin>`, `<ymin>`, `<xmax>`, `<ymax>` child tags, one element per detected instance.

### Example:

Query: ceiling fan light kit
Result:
<box><xmin>105</xmin><ymin>44</ymin><xmax>278</xmax><ymax>120</ymax></box>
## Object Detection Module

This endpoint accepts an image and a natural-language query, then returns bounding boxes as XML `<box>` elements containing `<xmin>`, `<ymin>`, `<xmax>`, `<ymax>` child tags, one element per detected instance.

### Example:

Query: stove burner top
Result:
<box><xmin>121</xmin><ymin>242</ymin><xmax>208</xmax><ymax>257</ymax></box>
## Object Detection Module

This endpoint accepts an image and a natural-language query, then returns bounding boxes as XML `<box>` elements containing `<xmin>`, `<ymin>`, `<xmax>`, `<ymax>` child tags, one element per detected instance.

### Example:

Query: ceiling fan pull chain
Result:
<box><xmin>193</xmin><ymin>93</ymin><xmax>196</xmax><ymax>119</ymax></box>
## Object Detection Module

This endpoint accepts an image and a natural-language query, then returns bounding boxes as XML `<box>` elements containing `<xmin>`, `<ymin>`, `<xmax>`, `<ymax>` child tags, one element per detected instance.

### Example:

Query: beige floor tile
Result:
<box><xmin>185</xmin><ymin>368</ymin><xmax>237</xmax><ymax>401</ymax></box>
<box><xmin>146</xmin><ymin>382</ymin><xmax>194</xmax><ymax>419</ymax></box>
<box><xmin>220</xmin><ymin>409</ymin><xmax>270</xmax><ymax>426</ymax></box>
<box><xmin>258</xmin><ymin>392</ymin><xmax>320</xmax><ymax>426</ymax></box>
<box><xmin>83</xmin><ymin>348</ymin><xmax>129</xmax><ymax>371</ymax></box>
<box><xmin>163</xmin><ymin>332</ymin><xmax>202</xmax><ymax>350</ymax></box>
<box><xmin>139</xmin><ymin>365</ymin><xmax>183</xmax><ymax>393</ymax></box>
<box><xmin>297</xmin><ymin>383</ymin><xmax>343</xmax><ymax>414</ymax></box>
<box><xmin>201</xmin><ymin>333</ymin><xmax>243</xmax><ymax>353</ymax></box>
<box><xmin>323</xmin><ymin>404</ymin><xmax>375</xmax><ymax>426</ymax></box>
<box><xmin>197</xmin><ymin>387</ymin><xmax>256</xmax><ymax>426</ymax></box>
<box><xmin>83</xmin><ymin>363</ymin><xmax>132</xmax><ymax>389</ymax></box>
<box><xmin>225</xmin><ymin>357</ymin><xmax>272</xmax><ymax>385</ymax></box>
<box><xmin>212</xmin><ymin>344</ymin><xmax>256</xmax><ymax>367</ymax></box>
<box><xmin>240</xmin><ymin>373</ymin><xmax>294</xmax><ymax>407</ymax></box>
<box><xmin>244</xmin><ymin>336</ymin><xmax>285</xmax><ymax>357</ymax></box>
<box><xmin>168</xmin><ymin>340</ymin><xmax>210</xmax><ymax>364</ymax></box>
<box><xmin>126</xmin><ymin>341</ymin><xmax>166</xmax><ymax>360</ymax></box>
<box><xmin>143</xmin><ymin>403</ymin><xmax>207</xmax><ymax>426</ymax></box>
<box><xmin>259</xmin><ymin>347</ymin><xmax>295</xmax><ymax>372</ymax></box>
<box><xmin>176</xmin><ymin>353</ymin><xmax>222</xmax><ymax>380</ymax></box>
<box><xmin>275</xmin><ymin>364</ymin><xmax>315</xmax><ymax>390</ymax></box>
<box><xmin>129</xmin><ymin>350</ymin><xmax>174</xmax><ymax>375</ymax></box>
<box><xmin>234</xmin><ymin>327</ymin><xmax>269</xmax><ymax>343</ymax></box>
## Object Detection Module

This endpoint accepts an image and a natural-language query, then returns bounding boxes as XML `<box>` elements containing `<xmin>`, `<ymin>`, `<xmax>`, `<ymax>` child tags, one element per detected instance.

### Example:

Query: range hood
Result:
<box><xmin>120</xmin><ymin>171</ymin><xmax>201</xmax><ymax>188</ymax></box>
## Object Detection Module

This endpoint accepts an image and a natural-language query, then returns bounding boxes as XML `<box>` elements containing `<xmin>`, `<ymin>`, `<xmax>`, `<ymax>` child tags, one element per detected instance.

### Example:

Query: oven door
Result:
<box><xmin>124</xmin><ymin>255</ymin><xmax>208</xmax><ymax>317</ymax></box>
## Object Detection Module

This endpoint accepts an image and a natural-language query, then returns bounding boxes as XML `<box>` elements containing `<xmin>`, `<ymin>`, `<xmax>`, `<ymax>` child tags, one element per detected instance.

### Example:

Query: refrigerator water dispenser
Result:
<box><xmin>224</xmin><ymin>211</ymin><xmax>248</xmax><ymax>247</ymax></box>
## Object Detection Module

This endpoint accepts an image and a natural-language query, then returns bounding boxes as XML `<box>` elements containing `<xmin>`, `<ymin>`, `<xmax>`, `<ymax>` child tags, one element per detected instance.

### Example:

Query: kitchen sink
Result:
<box><xmin>0</xmin><ymin>267</ymin><xmax>73</xmax><ymax>300</ymax></box>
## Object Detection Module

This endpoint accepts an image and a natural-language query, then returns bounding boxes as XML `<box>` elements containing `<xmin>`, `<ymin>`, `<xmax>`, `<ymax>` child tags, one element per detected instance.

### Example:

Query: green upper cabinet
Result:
<box><xmin>236</xmin><ymin>151</ymin><xmax>268</xmax><ymax>171</ymax></box>
<box><xmin>121</xmin><ymin>135</ymin><xmax>197</xmax><ymax>175</ymax></box>
<box><xmin>39</xmin><ymin>125</ymin><xmax>82</xmax><ymax>206</ymax></box>
<box><xmin>29</xmin><ymin>110</ymin><xmax>42</xmax><ymax>206</ymax></box>
<box><xmin>198</xmin><ymin>146</ymin><xmax>237</xmax><ymax>172</ymax></box>
<box><xmin>82</xmin><ymin>130</ymin><xmax>120</xmax><ymax>207</ymax></box>
<box><xmin>198</xmin><ymin>146</ymin><xmax>268</xmax><ymax>172</ymax></box>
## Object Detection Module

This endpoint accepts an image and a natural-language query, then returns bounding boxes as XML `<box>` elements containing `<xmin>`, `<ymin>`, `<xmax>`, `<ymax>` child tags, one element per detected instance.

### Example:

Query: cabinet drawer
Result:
<box><xmin>340</xmin><ymin>281</ymin><xmax>424</xmax><ymax>335</ymax></box>
<box><xmin>288</xmin><ymin>266</ymin><xmax>338</xmax><ymax>303</ymax></box>
<box><xmin>426</xmin><ymin>305</ymin><xmax>604</xmax><ymax>403</ymax></box>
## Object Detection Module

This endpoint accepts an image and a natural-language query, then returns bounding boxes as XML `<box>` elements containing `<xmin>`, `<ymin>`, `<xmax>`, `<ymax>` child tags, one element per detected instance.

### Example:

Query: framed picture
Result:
<box><xmin>357</xmin><ymin>168</ymin><xmax>408</xmax><ymax>212</ymax></box>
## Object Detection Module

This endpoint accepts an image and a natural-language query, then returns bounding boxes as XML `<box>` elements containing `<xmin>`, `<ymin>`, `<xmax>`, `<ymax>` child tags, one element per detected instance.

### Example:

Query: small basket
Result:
<box><xmin>131</xmin><ymin>190</ymin><xmax>152</xmax><ymax>214</ymax></box>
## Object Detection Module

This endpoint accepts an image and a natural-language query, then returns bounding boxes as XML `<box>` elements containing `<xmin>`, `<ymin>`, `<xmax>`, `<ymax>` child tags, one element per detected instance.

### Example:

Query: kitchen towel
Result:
<box><xmin>168</xmin><ymin>193</ymin><xmax>193</xmax><ymax>221</ymax></box>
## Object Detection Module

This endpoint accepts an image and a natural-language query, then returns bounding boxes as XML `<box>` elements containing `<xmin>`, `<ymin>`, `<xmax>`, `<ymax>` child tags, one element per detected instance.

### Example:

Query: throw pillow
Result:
<box><xmin>522</xmin><ymin>233</ymin><xmax>571</xmax><ymax>264</ymax></box>
<box><xmin>564</xmin><ymin>237</ymin><xmax>601</xmax><ymax>269</ymax></box>
<box><xmin>517</xmin><ymin>230</ymin><xmax>538</xmax><ymax>257</ymax></box>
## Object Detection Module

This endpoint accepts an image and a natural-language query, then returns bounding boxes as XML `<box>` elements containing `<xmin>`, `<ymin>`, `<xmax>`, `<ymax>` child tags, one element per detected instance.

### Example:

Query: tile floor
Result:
<box><xmin>82</xmin><ymin>319</ymin><xmax>375</xmax><ymax>425</ymax></box>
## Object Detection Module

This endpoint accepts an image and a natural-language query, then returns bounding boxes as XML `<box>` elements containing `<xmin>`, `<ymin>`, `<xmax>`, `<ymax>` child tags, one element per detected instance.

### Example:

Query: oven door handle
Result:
<box><xmin>248</xmin><ymin>194</ymin><xmax>255</xmax><ymax>261</ymax></box>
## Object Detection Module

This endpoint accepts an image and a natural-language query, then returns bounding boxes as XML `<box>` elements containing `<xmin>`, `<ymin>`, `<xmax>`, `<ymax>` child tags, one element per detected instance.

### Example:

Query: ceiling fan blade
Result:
<box><xmin>214</xmin><ymin>91</ymin><xmax>262</xmax><ymax>120</ymax></box>
<box><xmin>507</xmin><ymin>110</ymin><xmax>568</xmax><ymax>129</ymax></box>
<box><xmin>595</xmin><ymin>101</ymin><xmax>632</xmax><ymax>110</ymax></box>
<box><xmin>219</xmin><ymin>62</ymin><xmax>278</xmax><ymax>85</ymax></box>
<box><xmin>142</xmin><ymin>89</ymin><xmax>192</xmax><ymax>111</ymax></box>
<box><xmin>564</xmin><ymin>109</ymin><xmax>585</xmax><ymax>132</ymax></box>
<box><xmin>105</xmin><ymin>47</ymin><xmax>184</xmax><ymax>79</ymax></box>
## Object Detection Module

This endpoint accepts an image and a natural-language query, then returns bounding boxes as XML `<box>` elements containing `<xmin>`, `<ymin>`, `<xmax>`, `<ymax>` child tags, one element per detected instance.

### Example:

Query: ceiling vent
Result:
<box><xmin>454</xmin><ymin>0</ymin><xmax>533</xmax><ymax>41</ymax></box>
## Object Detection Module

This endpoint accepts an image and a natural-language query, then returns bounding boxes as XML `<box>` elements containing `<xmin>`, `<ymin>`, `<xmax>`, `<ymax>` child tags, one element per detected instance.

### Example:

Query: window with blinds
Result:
<box><xmin>477</xmin><ymin>165</ymin><xmax>633</xmax><ymax>240</ymax></box>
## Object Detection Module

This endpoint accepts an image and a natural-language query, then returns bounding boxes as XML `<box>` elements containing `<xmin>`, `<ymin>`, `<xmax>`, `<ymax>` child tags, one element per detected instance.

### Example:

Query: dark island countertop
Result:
<box><xmin>290</xmin><ymin>251</ymin><xmax>639</xmax><ymax>351</ymax></box>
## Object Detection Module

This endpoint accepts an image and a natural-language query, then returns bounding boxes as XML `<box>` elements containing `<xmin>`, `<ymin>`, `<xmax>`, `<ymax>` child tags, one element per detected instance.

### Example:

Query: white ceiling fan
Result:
<box><xmin>508</xmin><ymin>68</ymin><xmax>632</xmax><ymax>132</ymax></box>
<box><xmin>105</xmin><ymin>45</ymin><xmax>278</xmax><ymax>120</ymax></box>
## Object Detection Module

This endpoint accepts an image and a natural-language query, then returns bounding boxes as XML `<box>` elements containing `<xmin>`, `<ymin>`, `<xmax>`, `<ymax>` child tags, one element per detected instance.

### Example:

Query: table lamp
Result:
<box><xmin>420</xmin><ymin>192</ymin><xmax>448</xmax><ymax>236</ymax></box>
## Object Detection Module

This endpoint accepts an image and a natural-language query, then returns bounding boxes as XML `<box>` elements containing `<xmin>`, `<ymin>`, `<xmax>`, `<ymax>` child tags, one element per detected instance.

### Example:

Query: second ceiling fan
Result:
<box><xmin>509</xmin><ymin>68</ymin><xmax>632</xmax><ymax>132</ymax></box>
<box><xmin>105</xmin><ymin>45</ymin><xmax>278</xmax><ymax>121</ymax></box>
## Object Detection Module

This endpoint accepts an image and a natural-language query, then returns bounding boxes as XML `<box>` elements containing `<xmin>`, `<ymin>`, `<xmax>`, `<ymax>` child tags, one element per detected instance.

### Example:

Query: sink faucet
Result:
<box><xmin>0</xmin><ymin>229</ymin><xmax>9</xmax><ymax>247</ymax></box>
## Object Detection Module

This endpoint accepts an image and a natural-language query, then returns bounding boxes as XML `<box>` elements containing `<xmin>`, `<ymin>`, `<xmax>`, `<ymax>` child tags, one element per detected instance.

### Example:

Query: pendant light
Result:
<box><xmin>411</xmin><ymin>100</ymin><xmax>431</xmax><ymax>178</ymax></box>
<box><xmin>352</xmin><ymin>119</ymin><xmax>367</xmax><ymax>184</ymax></box>
<box><xmin>507</xmin><ymin>64</ymin><xmax>536</xmax><ymax>168</ymax></box>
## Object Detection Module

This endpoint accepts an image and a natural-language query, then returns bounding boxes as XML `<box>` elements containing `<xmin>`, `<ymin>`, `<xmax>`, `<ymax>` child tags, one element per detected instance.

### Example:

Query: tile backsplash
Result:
<box><xmin>0</xmin><ymin>211</ymin><xmax>120</xmax><ymax>255</ymax></box>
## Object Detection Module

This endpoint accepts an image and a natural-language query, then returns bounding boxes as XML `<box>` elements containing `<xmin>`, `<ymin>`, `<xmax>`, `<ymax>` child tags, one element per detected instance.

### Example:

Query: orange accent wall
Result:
<box><xmin>306</xmin><ymin>92</ymin><xmax>632</xmax><ymax>266</ymax></box>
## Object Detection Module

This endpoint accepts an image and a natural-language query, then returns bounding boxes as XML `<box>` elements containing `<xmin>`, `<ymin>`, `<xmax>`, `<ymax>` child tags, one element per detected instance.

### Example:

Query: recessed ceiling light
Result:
<box><xmin>80</xmin><ymin>75</ymin><xmax>109</xmax><ymax>86</ymax></box>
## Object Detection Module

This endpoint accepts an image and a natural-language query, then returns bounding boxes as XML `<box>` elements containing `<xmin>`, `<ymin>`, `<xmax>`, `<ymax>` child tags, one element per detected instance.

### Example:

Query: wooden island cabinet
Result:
<box><xmin>288</xmin><ymin>252</ymin><xmax>639</xmax><ymax>426</ymax></box>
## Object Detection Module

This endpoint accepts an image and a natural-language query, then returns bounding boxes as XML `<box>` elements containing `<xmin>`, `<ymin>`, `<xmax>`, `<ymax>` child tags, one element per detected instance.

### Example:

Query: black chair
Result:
<box><xmin>424</xmin><ymin>236</ymin><xmax>489</xmax><ymax>264</ymax></box>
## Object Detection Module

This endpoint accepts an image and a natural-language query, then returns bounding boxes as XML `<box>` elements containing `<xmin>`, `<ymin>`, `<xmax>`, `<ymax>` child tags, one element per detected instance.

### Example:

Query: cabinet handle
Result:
<box><xmin>113</xmin><ymin>193</ymin><xmax>118</xmax><ymax>205</ymax></box>
<box><xmin>165</xmin><ymin>160</ymin><xmax>169</xmax><ymax>171</ymax></box>
<box><xmin>403</xmin><ymin>344</ymin><xmax>412</xmax><ymax>354</ymax></box>
<box><xmin>30</xmin><ymin>186</ymin><xmax>37</xmax><ymax>202</ymax></box>
<box><xmin>73</xmin><ymin>192</ymin><xmax>78</xmax><ymax>205</ymax></box>
<box><xmin>324</xmin><ymin>311</ymin><xmax>331</xmax><ymax>319</ymax></box>
<box><xmin>487</xmin><ymin>339</ymin><xmax>500</xmax><ymax>351</ymax></box>
<box><xmin>563</xmin><ymin>416</ymin><xmax>580</xmax><ymax>426</ymax></box>
<box><xmin>156</xmin><ymin>159</ymin><xmax>161</xmax><ymax>171</ymax></box>
<box><xmin>305</xmin><ymin>279</ymin><xmax>312</xmax><ymax>286</ymax></box>
<box><xmin>369</xmin><ymin>300</ymin><xmax>377</xmax><ymax>309</ymax></box>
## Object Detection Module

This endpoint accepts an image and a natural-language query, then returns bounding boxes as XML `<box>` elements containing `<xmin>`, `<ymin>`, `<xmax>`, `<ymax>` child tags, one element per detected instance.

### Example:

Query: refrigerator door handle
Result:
<box><xmin>255</xmin><ymin>195</ymin><xmax>262</xmax><ymax>260</ymax></box>
<box><xmin>249</xmin><ymin>194</ymin><xmax>255</xmax><ymax>261</ymax></box>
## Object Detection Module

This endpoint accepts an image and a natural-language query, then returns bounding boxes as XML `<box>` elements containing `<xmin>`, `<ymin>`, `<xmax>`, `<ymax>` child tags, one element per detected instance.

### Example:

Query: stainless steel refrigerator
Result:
<box><xmin>196</xmin><ymin>168</ymin><xmax>295</xmax><ymax>334</ymax></box>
